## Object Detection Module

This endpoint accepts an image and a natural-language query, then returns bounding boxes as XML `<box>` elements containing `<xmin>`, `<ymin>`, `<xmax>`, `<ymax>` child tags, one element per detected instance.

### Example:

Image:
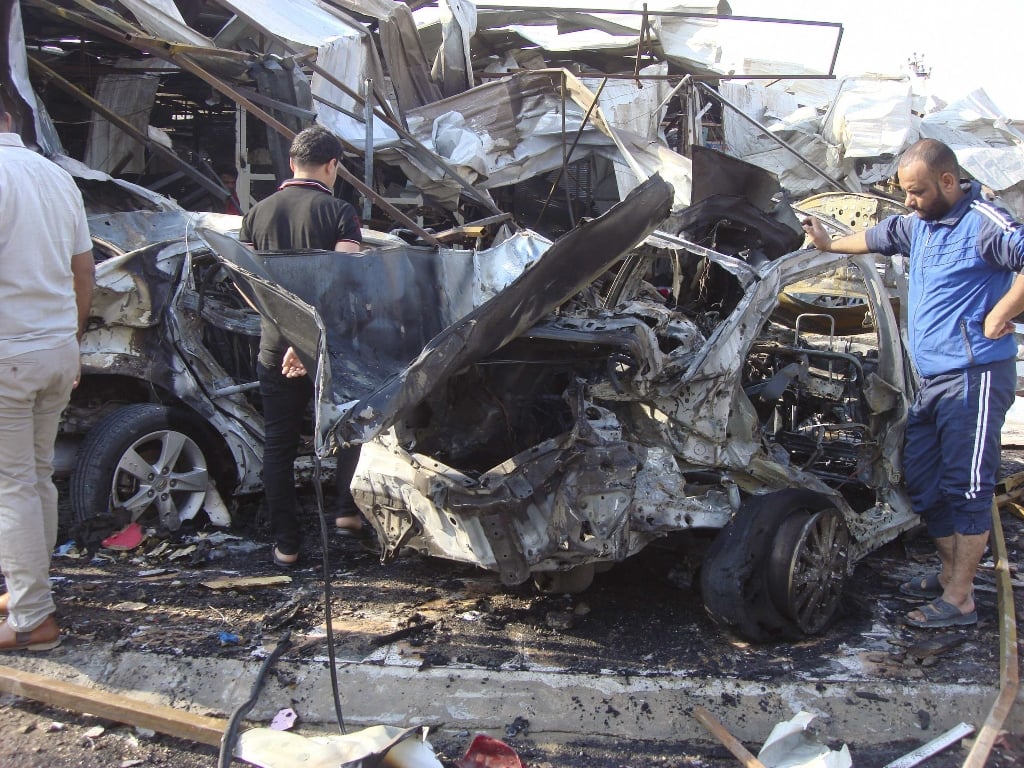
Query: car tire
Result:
<box><xmin>700</xmin><ymin>489</ymin><xmax>843</xmax><ymax>642</ymax></box>
<box><xmin>70</xmin><ymin>403</ymin><xmax>217</xmax><ymax>534</ymax></box>
<box><xmin>766</xmin><ymin>504</ymin><xmax>850</xmax><ymax>635</ymax></box>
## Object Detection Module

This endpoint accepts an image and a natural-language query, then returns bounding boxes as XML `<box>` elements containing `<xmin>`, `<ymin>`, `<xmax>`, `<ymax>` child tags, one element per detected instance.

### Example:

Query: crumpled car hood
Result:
<box><xmin>200</xmin><ymin>174</ymin><xmax>674</xmax><ymax>450</ymax></box>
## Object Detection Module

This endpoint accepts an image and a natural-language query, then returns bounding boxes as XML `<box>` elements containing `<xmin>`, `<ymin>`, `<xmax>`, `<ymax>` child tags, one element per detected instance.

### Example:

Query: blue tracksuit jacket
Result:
<box><xmin>865</xmin><ymin>181</ymin><xmax>1024</xmax><ymax>377</ymax></box>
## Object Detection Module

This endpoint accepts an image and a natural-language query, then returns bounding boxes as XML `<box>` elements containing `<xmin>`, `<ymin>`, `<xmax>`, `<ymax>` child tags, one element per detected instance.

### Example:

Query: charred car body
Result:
<box><xmin>62</xmin><ymin>183</ymin><xmax>563</xmax><ymax>541</ymax></box>
<box><xmin>203</xmin><ymin>156</ymin><xmax>921</xmax><ymax>643</ymax></box>
<box><xmin>59</xmin><ymin>204</ymin><xmax>262</xmax><ymax>535</ymax></box>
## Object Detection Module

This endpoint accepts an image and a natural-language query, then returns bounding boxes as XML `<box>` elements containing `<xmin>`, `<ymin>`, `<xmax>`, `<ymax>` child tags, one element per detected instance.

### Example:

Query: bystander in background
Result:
<box><xmin>0</xmin><ymin>93</ymin><xmax>94</xmax><ymax>650</ymax></box>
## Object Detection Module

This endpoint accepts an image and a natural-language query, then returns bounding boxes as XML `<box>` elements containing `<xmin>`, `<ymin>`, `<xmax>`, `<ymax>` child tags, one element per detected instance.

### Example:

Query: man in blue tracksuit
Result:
<box><xmin>803</xmin><ymin>138</ymin><xmax>1024</xmax><ymax>628</ymax></box>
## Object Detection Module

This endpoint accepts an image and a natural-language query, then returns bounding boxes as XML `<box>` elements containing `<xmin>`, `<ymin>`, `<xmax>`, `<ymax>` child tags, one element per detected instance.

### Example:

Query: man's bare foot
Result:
<box><xmin>272</xmin><ymin>546</ymin><xmax>299</xmax><ymax>567</ymax></box>
<box><xmin>0</xmin><ymin>614</ymin><xmax>61</xmax><ymax>651</ymax></box>
<box><xmin>335</xmin><ymin>515</ymin><xmax>363</xmax><ymax>532</ymax></box>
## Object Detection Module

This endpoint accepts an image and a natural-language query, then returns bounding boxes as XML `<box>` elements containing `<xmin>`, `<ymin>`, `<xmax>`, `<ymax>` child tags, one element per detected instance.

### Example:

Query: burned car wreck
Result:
<box><xmin>59</xmin><ymin>202</ymin><xmax>261</xmax><ymax>534</ymax></box>
<box><xmin>202</xmin><ymin>153</ymin><xmax>921</xmax><ymax>643</ymax></box>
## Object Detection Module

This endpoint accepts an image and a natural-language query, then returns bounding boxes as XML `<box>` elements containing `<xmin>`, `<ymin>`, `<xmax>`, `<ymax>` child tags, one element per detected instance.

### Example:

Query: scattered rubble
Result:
<box><xmin>0</xmin><ymin>483</ymin><xmax>1020</xmax><ymax>767</ymax></box>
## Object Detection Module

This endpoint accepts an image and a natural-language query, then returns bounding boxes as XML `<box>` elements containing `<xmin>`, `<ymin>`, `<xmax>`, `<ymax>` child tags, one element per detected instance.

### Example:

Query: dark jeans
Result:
<box><xmin>257</xmin><ymin>362</ymin><xmax>361</xmax><ymax>555</ymax></box>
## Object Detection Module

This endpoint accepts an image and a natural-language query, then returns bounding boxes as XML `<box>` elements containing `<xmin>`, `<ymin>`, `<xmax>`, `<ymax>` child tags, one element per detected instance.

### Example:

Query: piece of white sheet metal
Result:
<box><xmin>822</xmin><ymin>77</ymin><xmax>914</xmax><ymax>158</ymax></box>
<box><xmin>431</xmin><ymin>0</ymin><xmax>477</xmax><ymax>96</ymax></box>
<box><xmin>313</xmin><ymin>37</ymin><xmax>400</xmax><ymax>148</ymax></box>
<box><xmin>584</xmin><ymin>62</ymin><xmax>670</xmax><ymax>141</ymax></box>
<box><xmin>881</xmin><ymin>722</ymin><xmax>975</xmax><ymax>768</ymax></box>
<box><xmin>217</xmin><ymin>0</ymin><xmax>360</xmax><ymax>48</ymax></box>
<box><xmin>84</xmin><ymin>66</ymin><xmax>162</xmax><ymax>175</ymax></box>
<box><xmin>503</xmin><ymin>24</ymin><xmax>639</xmax><ymax>51</ymax></box>
<box><xmin>117</xmin><ymin>0</ymin><xmax>214</xmax><ymax>46</ymax></box>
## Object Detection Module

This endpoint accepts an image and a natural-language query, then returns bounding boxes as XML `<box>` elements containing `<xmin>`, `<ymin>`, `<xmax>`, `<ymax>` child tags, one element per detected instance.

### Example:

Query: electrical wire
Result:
<box><xmin>313</xmin><ymin>451</ymin><xmax>348</xmax><ymax>734</ymax></box>
<box><xmin>216</xmin><ymin>630</ymin><xmax>293</xmax><ymax>768</ymax></box>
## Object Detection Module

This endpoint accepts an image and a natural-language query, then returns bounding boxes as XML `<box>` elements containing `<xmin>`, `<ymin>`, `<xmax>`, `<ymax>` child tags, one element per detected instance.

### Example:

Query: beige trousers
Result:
<box><xmin>0</xmin><ymin>338</ymin><xmax>78</xmax><ymax>631</ymax></box>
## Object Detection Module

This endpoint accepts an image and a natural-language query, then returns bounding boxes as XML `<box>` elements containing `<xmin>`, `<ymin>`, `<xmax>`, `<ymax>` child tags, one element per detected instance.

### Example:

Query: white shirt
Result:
<box><xmin>0</xmin><ymin>133</ymin><xmax>92</xmax><ymax>356</ymax></box>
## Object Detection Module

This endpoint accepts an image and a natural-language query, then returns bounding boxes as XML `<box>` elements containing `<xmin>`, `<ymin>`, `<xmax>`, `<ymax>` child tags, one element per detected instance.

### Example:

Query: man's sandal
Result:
<box><xmin>271</xmin><ymin>547</ymin><xmax>299</xmax><ymax>569</ymax></box>
<box><xmin>335</xmin><ymin>514</ymin><xmax>372</xmax><ymax>540</ymax></box>
<box><xmin>0</xmin><ymin>615</ymin><xmax>61</xmax><ymax>651</ymax></box>
<box><xmin>899</xmin><ymin>573</ymin><xmax>943</xmax><ymax>599</ymax></box>
<box><xmin>903</xmin><ymin>597</ymin><xmax>977</xmax><ymax>629</ymax></box>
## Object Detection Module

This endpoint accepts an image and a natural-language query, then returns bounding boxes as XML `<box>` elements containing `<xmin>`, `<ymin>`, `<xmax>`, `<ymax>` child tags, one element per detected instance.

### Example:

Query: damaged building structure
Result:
<box><xmin>7</xmin><ymin>0</ymin><xmax>1022</xmax><ymax>227</ymax></box>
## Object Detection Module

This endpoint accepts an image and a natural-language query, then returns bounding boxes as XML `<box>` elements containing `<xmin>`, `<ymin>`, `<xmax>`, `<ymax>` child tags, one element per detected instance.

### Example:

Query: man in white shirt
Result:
<box><xmin>0</xmin><ymin>94</ymin><xmax>94</xmax><ymax>650</ymax></box>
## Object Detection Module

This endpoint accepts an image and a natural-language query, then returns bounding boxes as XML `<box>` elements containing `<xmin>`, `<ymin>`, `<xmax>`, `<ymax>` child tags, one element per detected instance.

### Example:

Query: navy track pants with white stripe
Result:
<box><xmin>903</xmin><ymin>358</ymin><xmax>1016</xmax><ymax>537</ymax></box>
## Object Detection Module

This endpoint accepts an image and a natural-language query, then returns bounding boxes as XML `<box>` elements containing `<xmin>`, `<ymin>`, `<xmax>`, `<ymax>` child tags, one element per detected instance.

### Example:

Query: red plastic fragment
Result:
<box><xmin>454</xmin><ymin>734</ymin><xmax>525</xmax><ymax>768</ymax></box>
<box><xmin>101</xmin><ymin>522</ymin><xmax>145</xmax><ymax>551</ymax></box>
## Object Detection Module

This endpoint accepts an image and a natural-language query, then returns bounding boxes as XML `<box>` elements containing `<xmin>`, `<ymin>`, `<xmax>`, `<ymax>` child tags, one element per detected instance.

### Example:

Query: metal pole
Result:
<box><xmin>536</xmin><ymin>77</ymin><xmax>606</xmax><ymax>228</ymax></box>
<box><xmin>560</xmin><ymin>71</ymin><xmax>575</xmax><ymax>228</ymax></box>
<box><xmin>696</xmin><ymin>81</ymin><xmax>851</xmax><ymax>193</ymax></box>
<box><xmin>363</xmin><ymin>79</ymin><xmax>374</xmax><ymax>222</ymax></box>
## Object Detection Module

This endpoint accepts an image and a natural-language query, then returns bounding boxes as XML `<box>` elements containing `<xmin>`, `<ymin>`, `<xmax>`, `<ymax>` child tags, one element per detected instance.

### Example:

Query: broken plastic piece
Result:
<box><xmin>882</xmin><ymin>722</ymin><xmax>974</xmax><ymax>768</ymax></box>
<box><xmin>101</xmin><ymin>522</ymin><xmax>144</xmax><ymax>551</ymax></box>
<box><xmin>757</xmin><ymin>712</ymin><xmax>851</xmax><ymax>768</ymax></box>
<box><xmin>455</xmin><ymin>734</ymin><xmax>525</xmax><ymax>768</ymax></box>
<box><xmin>218</xmin><ymin>632</ymin><xmax>242</xmax><ymax>646</ymax></box>
<box><xmin>203</xmin><ymin>482</ymin><xmax>232</xmax><ymax>526</ymax></box>
<box><xmin>270</xmin><ymin>708</ymin><xmax>297</xmax><ymax>731</ymax></box>
<box><xmin>235</xmin><ymin>724</ymin><xmax>440</xmax><ymax>768</ymax></box>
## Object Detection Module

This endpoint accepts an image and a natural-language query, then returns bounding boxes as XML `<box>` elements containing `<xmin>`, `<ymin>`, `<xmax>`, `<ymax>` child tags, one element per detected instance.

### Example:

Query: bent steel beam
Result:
<box><xmin>695</xmin><ymin>80</ymin><xmax>852</xmax><ymax>193</ymax></box>
<box><xmin>28</xmin><ymin>0</ymin><xmax>439</xmax><ymax>243</ymax></box>
<box><xmin>27</xmin><ymin>56</ymin><xmax>226</xmax><ymax>200</ymax></box>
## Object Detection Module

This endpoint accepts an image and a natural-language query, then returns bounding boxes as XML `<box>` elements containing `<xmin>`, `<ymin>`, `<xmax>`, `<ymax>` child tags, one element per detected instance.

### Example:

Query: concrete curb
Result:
<box><xmin>2</xmin><ymin>644</ymin><xmax>1020</xmax><ymax>747</ymax></box>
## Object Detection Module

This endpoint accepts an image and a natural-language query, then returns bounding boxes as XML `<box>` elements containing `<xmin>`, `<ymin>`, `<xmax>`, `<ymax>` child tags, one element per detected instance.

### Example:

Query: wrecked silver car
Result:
<box><xmin>202</xmin><ymin>155</ymin><xmax>921</xmax><ymax>643</ymax></box>
<box><xmin>59</xmin><ymin>205</ymin><xmax>261</xmax><ymax>534</ymax></box>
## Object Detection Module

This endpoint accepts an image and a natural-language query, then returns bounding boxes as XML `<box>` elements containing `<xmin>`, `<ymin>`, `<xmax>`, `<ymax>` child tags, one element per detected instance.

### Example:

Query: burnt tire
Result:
<box><xmin>700</xmin><ymin>489</ymin><xmax>843</xmax><ymax>643</ymax></box>
<box><xmin>767</xmin><ymin>505</ymin><xmax>850</xmax><ymax>635</ymax></box>
<box><xmin>70</xmin><ymin>404</ymin><xmax>218</xmax><ymax>535</ymax></box>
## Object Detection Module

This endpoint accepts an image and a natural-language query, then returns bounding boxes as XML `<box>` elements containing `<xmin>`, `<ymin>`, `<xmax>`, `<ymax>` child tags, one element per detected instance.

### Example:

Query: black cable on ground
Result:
<box><xmin>217</xmin><ymin>630</ymin><xmax>292</xmax><ymax>768</ymax></box>
<box><xmin>313</xmin><ymin>452</ymin><xmax>348</xmax><ymax>734</ymax></box>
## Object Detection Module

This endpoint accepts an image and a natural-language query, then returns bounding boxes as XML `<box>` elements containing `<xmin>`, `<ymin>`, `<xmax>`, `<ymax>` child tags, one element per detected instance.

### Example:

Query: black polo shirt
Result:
<box><xmin>239</xmin><ymin>179</ymin><xmax>362</xmax><ymax>366</ymax></box>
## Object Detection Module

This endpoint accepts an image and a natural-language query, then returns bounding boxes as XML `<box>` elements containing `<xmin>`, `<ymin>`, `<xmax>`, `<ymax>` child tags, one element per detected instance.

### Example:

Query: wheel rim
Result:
<box><xmin>768</xmin><ymin>508</ymin><xmax>850</xmax><ymax>634</ymax></box>
<box><xmin>110</xmin><ymin>429</ymin><xmax>209</xmax><ymax>530</ymax></box>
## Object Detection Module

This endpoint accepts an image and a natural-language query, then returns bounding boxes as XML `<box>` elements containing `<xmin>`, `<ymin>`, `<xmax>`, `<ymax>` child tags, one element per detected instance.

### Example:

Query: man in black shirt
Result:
<box><xmin>239</xmin><ymin>125</ymin><xmax>364</xmax><ymax>567</ymax></box>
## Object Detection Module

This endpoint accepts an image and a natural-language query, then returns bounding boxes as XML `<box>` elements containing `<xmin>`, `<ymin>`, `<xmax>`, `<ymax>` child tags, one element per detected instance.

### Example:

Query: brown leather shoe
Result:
<box><xmin>0</xmin><ymin>614</ymin><xmax>61</xmax><ymax>651</ymax></box>
<box><xmin>0</xmin><ymin>592</ymin><xmax>8</xmax><ymax>615</ymax></box>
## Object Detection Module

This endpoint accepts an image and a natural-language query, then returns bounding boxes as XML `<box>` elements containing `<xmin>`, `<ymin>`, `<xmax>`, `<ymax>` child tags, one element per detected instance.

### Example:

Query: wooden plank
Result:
<box><xmin>994</xmin><ymin>469</ymin><xmax>1024</xmax><ymax>507</ymax></box>
<box><xmin>202</xmin><ymin>575</ymin><xmax>292</xmax><ymax>590</ymax></box>
<box><xmin>0</xmin><ymin>664</ymin><xmax>226</xmax><ymax>747</ymax></box>
<box><xmin>961</xmin><ymin>502</ymin><xmax>1021</xmax><ymax>768</ymax></box>
<box><xmin>433</xmin><ymin>213</ymin><xmax>513</xmax><ymax>243</ymax></box>
<box><xmin>692</xmin><ymin>706</ymin><xmax>767</xmax><ymax>768</ymax></box>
